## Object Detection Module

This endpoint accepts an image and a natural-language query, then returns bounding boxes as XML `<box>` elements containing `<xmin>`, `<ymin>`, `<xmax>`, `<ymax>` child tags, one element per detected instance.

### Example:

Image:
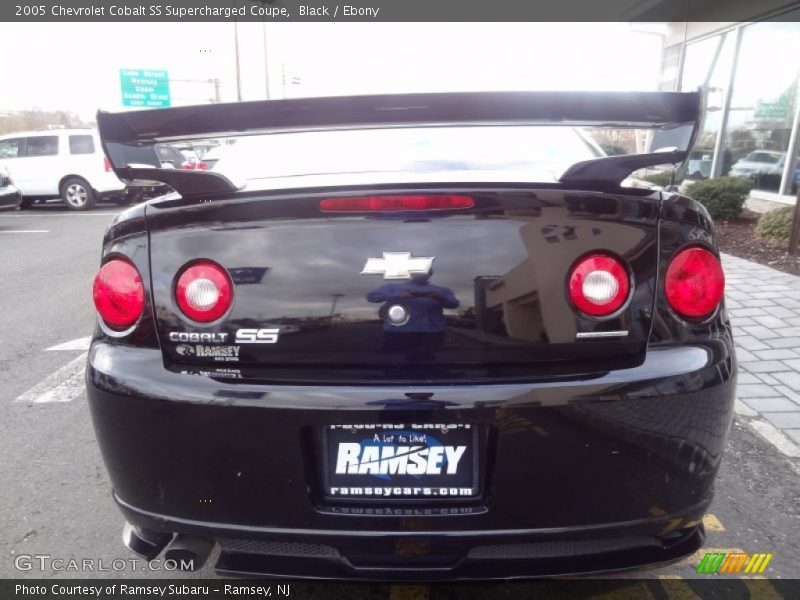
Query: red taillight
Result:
<box><xmin>93</xmin><ymin>259</ymin><xmax>145</xmax><ymax>329</ymax></box>
<box><xmin>665</xmin><ymin>247</ymin><xmax>724</xmax><ymax>318</ymax></box>
<box><xmin>195</xmin><ymin>161</ymin><xmax>208</xmax><ymax>171</ymax></box>
<box><xmin>319</xmin><ymin>195</ymin><xmax>474</xmax><ymax>212</ymax></box>
<box><xmin>175</xmin><ymin>261</ymin><xmax>233</xmax><ymax>322</ymax></box>
<box><xmin>568</xmin><ymin>253</ymin><xmax>630</xmax><ymax>316</ymax></box>
<box><xmin>180</xmin><ymin>161</ymin><xmax>195</xmax><ymax>170</ymax></box>
<box><xmin>103</xmin><ymin>156</ymin><xmax>112</xmax><ymax>172</ymax></box>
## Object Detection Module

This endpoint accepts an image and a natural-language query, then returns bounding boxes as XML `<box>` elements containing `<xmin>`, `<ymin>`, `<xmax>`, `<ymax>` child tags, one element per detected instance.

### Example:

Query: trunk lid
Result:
<box><xmin>147</xmin><ymin>186</ymin><xmax>660</xmax><ymax>382</ymax></box>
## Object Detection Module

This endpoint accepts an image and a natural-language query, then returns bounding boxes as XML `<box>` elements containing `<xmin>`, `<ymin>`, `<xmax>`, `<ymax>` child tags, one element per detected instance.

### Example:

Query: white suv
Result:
<box><xmin>0</xmin><ymin>129</ymin><xmax>127</xmax><ymax>210</ymax></box>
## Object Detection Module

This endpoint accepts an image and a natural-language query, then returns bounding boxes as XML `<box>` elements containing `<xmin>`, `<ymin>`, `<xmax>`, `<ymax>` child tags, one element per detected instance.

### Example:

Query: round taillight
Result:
<box><xmin>665</xmin><ymin>247</ymin><xmax>724</xmax><ymax>319</ymax></box>
<box><xmin>93</xmin><ymin>259</ymin><xmax>145</xmax><ymax>329</ymax></box>
<box><xmin>568</xmin><ymin>253</ymin><xmax>630</xmax><ymax>316</ymax></box>
<box><xmin>175</xmin><ymin>261</ymin><xmax>233</xmax><ymax>322</ymax></box>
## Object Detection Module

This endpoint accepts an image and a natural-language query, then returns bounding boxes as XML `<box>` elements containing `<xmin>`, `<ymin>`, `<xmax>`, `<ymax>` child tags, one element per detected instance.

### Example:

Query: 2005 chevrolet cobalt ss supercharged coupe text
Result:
<box><xmin>86</xmin><ymin>91</ymin><xmax>735</xmax><ymax>579</ymax></box>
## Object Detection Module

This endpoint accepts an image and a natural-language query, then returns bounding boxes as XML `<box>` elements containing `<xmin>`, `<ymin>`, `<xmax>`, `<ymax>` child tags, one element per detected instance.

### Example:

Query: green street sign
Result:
<box><xmin>119</xmin><ymin>68</ymin><xmax>171</xmax><ymax>108</ymax></box>
<box><xmin>754</xmin><ymin>87</ymin><xmax>793</xmax><ymax>120</ymax></box>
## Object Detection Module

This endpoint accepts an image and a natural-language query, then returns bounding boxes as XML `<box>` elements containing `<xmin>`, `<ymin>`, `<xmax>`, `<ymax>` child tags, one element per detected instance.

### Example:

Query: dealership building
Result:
<box><xmin>657</xmin><ymin>2</ymin><xmax>800</xmax><ymax>206</ymax></box>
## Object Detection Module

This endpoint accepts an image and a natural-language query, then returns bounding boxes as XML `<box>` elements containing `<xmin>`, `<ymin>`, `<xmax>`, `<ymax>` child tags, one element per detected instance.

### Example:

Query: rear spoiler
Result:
<box><xmin>97</xmin><ymin>90</ymin><xmax>703</xmax><ymax>198</ymax></box>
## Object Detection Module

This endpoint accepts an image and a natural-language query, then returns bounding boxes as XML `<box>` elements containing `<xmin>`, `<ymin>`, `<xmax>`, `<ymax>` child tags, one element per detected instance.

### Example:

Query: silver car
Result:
<box><xmin>729</xmin><ymin>150</ymin><xmax>786</xmax><ymax>178</ymax></box>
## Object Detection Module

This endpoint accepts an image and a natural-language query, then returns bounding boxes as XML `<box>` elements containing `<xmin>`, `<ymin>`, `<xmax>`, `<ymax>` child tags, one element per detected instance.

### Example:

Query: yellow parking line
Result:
<box><xmin>702</xmin><ymin>513</ymin><xmax>725</xmax><ymax>532</ymax></box>
<box><xmin>589</xmin><ymin>582</ymin><xmax>654</xmax><ymax>600</ymax></box>
<box><xmin>742</xmin><ymin>579</ymin><xmax>784</xmax><ymax>599</ymax></box>
<box><xmin>657</xmin><ymin>578</ymin><xmax>704</xmax><ymax>600</ymax></box>
<box><xmin>658</xmin><ymin>517</ymin><xmax>684</xmax><ymax>536</ymax></box>
<box><xmin>389</xmin><ymin>585</ymin><xmax>430</xmax><ymax>600</ymax></box>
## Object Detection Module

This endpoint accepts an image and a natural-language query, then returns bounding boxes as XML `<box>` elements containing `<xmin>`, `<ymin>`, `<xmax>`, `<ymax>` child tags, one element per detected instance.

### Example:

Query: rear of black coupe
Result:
<box><xmin>86</xmin><ymin>92</ymin><xmax>735</xmax><ymax>579</ymax></box>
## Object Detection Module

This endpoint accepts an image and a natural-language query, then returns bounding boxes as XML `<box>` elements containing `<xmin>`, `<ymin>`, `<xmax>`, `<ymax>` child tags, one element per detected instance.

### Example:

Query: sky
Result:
<box><xmin>0</xmin><ymin>22</ymin><xmax>665</xmax><ymax>120</ymax></box>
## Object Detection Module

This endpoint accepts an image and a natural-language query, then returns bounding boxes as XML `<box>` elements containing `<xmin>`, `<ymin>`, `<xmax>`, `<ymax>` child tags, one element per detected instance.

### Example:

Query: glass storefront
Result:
<box><xmin>680</xmin><ymin>31</ymin><xmax>736</xmax><ymax>181</ymax></box>
<box><xmin>723</xmin><ymin>21</ymin><xmax>800</xmax><ymax>192</ymax></box>
<box><xmin>677</xmin><ymin>16</ymin><xmax>800</xmax><ymax>197</ymax></box>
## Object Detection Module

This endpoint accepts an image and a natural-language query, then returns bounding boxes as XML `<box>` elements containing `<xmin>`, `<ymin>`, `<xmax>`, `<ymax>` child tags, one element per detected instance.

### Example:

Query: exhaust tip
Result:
<box><xmin>164</xmin><ymin>534</ymin><xmax>215</xmax><ymax>571</ymax></box>
<box><xmin>122</xmin><ymin>522</ymin><xmax>173</xmax><ymax>561</ymax></box>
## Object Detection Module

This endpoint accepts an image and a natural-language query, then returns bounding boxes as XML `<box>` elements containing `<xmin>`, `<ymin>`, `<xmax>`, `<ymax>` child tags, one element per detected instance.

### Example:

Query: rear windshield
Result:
<box><xmin>213</xmin><ymin>126</ymin><xmax>602</xmax><ymax>183</ymax></box>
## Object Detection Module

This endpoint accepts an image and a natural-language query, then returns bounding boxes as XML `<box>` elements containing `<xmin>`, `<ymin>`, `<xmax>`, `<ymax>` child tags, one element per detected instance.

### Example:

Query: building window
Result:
<box><xmin>721</xmin><ymin>21</ymin><xmax>800</xmax><ymax>193</ymax></box>
<box><xmin>680</xmin><ymin>35</ymin><xmax>725</xmax><ymax>93</ymax></box>
<box><xmin>680</xmin><ymin>31</ymin><xmax>736</xmax><ymax>182</ymax></box>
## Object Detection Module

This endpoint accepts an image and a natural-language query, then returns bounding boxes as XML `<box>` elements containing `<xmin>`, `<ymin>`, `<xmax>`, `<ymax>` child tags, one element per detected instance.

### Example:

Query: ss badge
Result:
<box><xmin>235</xmin><ymin>328</ymin><xmax>280</xmax><ymax>344</ymax></box>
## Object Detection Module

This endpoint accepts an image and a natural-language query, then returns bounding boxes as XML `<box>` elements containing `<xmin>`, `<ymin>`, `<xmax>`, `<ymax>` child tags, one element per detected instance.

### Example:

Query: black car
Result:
<box><xmin>0</xmin><ymin>167</ymin><xmax>22</xmax><ymax>211</ymax></box>
<box><xmin>87</xmin><ymin>91</ymin><xmax>735</xmax><ymax>580</ymax></box>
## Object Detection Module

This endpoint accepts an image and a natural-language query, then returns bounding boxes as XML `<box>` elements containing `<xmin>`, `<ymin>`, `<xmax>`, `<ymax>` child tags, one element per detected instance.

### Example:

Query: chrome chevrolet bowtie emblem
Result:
<box><xmin>360</xmin><ymin>252</ymin><xmax>435</xmax><ymax>280</ymax></box>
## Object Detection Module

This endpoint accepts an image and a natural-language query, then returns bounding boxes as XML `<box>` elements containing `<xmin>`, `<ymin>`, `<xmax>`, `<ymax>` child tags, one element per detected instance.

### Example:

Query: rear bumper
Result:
<box><xmin>118</xmin><ymin>494</ymin><xmax>705</xmax><ymax>580</ymax></box>
<box><xmin>86</xmin><ymin>333</ymin><xmax>735</xmax><ymax>579</ymax></box>
<box><xmin>91</xmin><ymin>173</ymin><xmax>126</xmax><ymax>194</ymax></box>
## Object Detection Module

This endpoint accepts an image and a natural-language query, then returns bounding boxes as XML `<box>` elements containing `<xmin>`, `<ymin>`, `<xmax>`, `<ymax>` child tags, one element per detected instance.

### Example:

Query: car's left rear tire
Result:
<box><xmin>61</xmin><ymin>177</ymin><xmax>96</xmax><ymax>211</ymax></box>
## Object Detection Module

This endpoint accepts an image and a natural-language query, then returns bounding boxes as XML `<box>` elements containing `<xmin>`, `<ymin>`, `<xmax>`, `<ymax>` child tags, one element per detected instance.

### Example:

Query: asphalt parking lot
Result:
<box><xmin>1</xmin><ymin>203</ymin><xmax>799</xmax><ymax>597</ymax></box>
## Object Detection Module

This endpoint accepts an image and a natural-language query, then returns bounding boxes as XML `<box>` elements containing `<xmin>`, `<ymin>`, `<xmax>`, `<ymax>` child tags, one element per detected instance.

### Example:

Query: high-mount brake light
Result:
<box><xmin>175</xmin><ymin>261</ymin><xmax>233</xmax><ymax>323</ymax></box>
<box><xmin>319</xmin><ymin>195</ymin><xmax>474</xmax><ymax>212</ymax></box>
<box><xmin>93</xmin><ymin>259</ymin><xmax>145</xmax><ymax>329</ymax></box>
<box><xmin>665</xmin><ymin>247</ymin><xmax>725</xmax><ymax>319</ymax></box>
<box><xmin>568</xmin><ymin>254</ymin><xmax>631</xmax><ymax>317</ymax></box>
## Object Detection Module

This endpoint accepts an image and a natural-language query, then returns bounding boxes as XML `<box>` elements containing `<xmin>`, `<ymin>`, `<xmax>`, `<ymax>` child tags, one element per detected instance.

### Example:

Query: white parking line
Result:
<box><xmin>46</xmin><ymin>337</ymin><xmax>92</xmax><ymax>352</ymax></box>
<box><xmin>735</xmin><ymin>400</ymin><xmax>800</xmax><ymax>458</ymax></box>
<box><xmin>748</xmin><ymin>419</ymin><xmax>800</xmax><ymax>458</ymax></box>
<box><xmin>15</xmin><ymin>352</ymin><xmax>88</xmax><ymax>404</ymax></box>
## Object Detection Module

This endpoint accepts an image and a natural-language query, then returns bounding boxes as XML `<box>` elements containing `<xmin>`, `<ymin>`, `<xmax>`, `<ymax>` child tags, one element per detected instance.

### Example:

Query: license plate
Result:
<box><xmin>324</xmin><ymin>424</ymin><xmax>478</xmax><ymax>499</ymax></box>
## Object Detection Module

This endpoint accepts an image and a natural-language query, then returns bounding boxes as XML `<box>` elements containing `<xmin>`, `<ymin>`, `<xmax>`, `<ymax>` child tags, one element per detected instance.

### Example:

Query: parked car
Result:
<box><xmin>179</xmin><ymin>150</ymin><xmax>208</xmax><ymax>171</ymax></box>
<box><xmin>177</xmin><ymin>142</ymin><xmax>218</xmax><ymax>160</ymax></box>
<box><xmin>0</xmin><ymin>166</ymin><xmax>22</xmax><ymax>211</ymax></box>
<box><xmin>90</xmin><ymin>91</ymin><xmax>734</xmax><ymax>579</ymax></box>
<box><xmin>200</xmin><ymin>144</ymin><xmax>226</xmax><ymax>170</ymax></box>
<box><xmin>729</xmin><ymin>150</ymin><xmax>786</xmax><ymax>178</ymax></box>
<box><xmin>155</xmin><ymin>146</ymin><xmax>209</xmax><ymax>171</ymax></box>
<box><xmin>0</xmin><ymin>129</ymin><xmax>127</xmax><ymax>210</ymax></box>
<box><xmin>154</xmin><ymin>144</ymin><xmax>187</xmax><ymax>169</ymax></box>
<box><xmin>685</xmin><ymin>148</ymin><xmax>713</xmax><ymax>179</ymax></box>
